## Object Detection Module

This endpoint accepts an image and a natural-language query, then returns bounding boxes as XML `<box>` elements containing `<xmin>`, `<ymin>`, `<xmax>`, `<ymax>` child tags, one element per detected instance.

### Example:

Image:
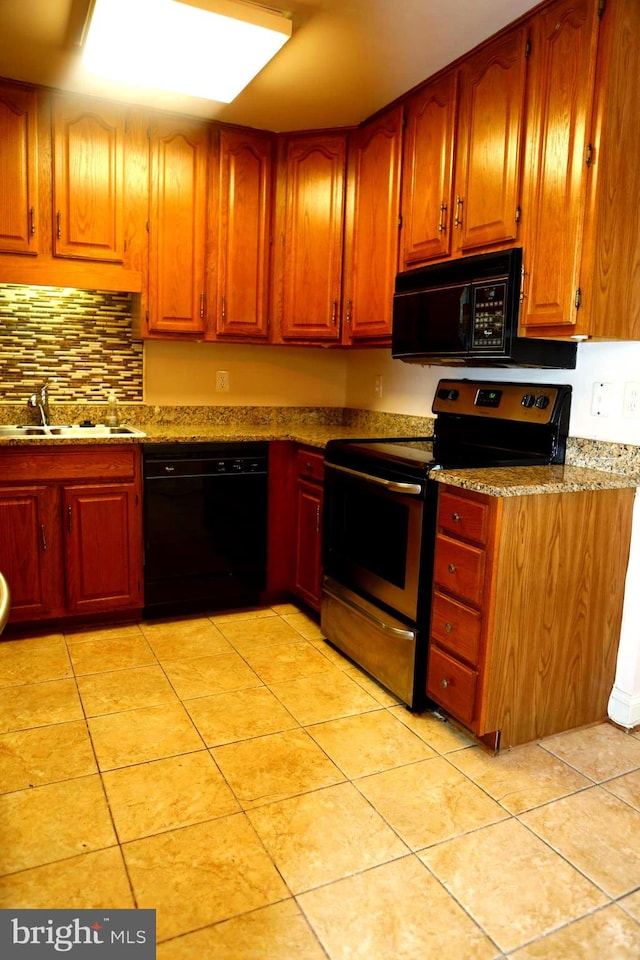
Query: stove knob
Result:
<box><xmin>535</xmin><ymin>395</ymin><xmax>550</xmax><ymax>409</ymax></box>
<box><xmin>446</xmin><ymin>389</ymin><xmax>459</xmax><ymax>401</ymax></box>
<box><xmin>521</xmin><ymin>393</ymin><xmax>535</xmax><ymax>408</ymax></box>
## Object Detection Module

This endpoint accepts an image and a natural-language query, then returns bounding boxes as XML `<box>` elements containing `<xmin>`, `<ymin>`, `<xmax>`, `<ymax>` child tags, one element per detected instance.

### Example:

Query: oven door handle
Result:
<box><xmin>325</xmin><ymin>461</ymin><xmax>423</xmax><ymax>496</ymax></box>
<box><xmin>323</xmin><ymin>581</ymin><xmax>416</xmax><ymax>641</ymax></box>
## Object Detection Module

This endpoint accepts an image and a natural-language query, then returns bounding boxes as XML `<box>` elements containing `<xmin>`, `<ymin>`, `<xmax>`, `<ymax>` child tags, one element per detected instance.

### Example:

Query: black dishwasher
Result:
<box><xmin>142</xmin><ymin>442</ymin><xmax>268</xmax><ymax>618</ymax></box>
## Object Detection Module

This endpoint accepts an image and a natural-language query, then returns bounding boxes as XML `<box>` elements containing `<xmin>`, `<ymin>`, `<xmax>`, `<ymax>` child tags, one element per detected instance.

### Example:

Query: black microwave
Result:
<box><xmin>391</xmin><ymin>248</ymin><xmax>577</xmax><ymax>369</ymax></box>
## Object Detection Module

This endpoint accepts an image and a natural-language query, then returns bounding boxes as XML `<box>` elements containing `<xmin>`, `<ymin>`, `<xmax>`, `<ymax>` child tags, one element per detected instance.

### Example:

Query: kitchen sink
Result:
<box><xmin>0</xmin><ymin>424</ymin><xmax>146</xmax><ymax>439</ymax></box>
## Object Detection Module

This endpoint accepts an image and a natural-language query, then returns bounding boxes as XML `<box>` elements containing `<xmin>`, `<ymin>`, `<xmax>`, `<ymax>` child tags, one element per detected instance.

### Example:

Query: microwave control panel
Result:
<box><xmin>471</xmin><ymin>281</ymin><xmax>507</xmax><ymax>350</ymax></box>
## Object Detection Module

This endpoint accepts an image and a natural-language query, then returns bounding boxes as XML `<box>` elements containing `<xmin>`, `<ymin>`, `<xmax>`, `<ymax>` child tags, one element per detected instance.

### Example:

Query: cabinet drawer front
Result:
<box><xmin>296</xmin><ymin>448</ymin><xmax>324</xmax><ymax>483</ymax></box>
<box><xmin>0</xmin><ymin>446</ymin><xmax>137</xmax><ymax>483</ymax></box>
<box><xmin>438</xmin><ymin>490</ymin><xmax>489</xmax><ymax>544</ymax></box>
<box><xmin>431</xmin><ymin>590</ymin><xmax>481</xmax><ymax>665</ymax></box>
<box><xmin>427</xmin><ymin>645</ymin><xmax>477</xmax><ymax>726</ymax></box>
<box><xmin>434</xmin><ymin>534</ymin><xmax>485</xmax><ymax>606</ymax></box>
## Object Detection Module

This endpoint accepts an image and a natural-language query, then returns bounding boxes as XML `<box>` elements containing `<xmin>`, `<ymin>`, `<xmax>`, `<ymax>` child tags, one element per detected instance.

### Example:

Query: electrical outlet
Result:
<box><xmin>624</xmin><ymin>382</ymin><xmax>640</xmax><ymax>419</ymax></box>
<box><xmin>591</xmin><ymin>381</ymin><xmax>613</xmax><ymax>417</ymax></box>
<box><xmin>374</xmin><ymin>375</ymin><xmax>383</xmax><ymax>398</ymax></box>
<box><xmin>216</xmin><ymin>370</ymin><xmax>230</xmax><ymax>393</ymax></box>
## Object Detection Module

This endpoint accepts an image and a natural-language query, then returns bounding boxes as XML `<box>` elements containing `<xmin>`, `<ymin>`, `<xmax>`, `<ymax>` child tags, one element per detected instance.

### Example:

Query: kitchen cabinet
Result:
<box><xmin>400</xmin><ymin>72</ymin><xmax>458</xmax><ymax>267</ymax></box>
<box><xmin>520</xmin><ymin>0</ymin><xmax>640</xmax><ymax>340</ymax></box>
<box><xmin>0</xmin><ymin>81</ymin><xmax>38</xmax><ymax>256</ymax></box>
<box><xmin>147</xmin><ymin>116</ymin><xmax>210</xmax><ymax>336</ymax></box>
<box><xmin>519</xmin><ymin>0</ymin><xmax>600</xmax><ymax>332</ymax></box>
<box><xmin>427</xmin><ymin>483</ymin><xmax>634</xmax><ymax>748</ymax></box>
<box><xmin>342</xmin><ymin>106</ymin><xmax>403</xmax><ymax>342</ymax></box>
<box><xmin>212</xmin><ymin>126</ymin><xmax>274</xmax><ymax>341</ymax></box>
<box><xmin>453</xmin><ymin>26</ymin><xmax>528</xmax><ymax>254</ymax></box>
<box><xmin>0</xmin><ymin>446</ymin><xmax>143</xmax><ymax>626</ymax></box>
<box><xmin>293</xmin><ymin>447</ymin><xmax>324</xmax><ymax>611</ymax></box>
<box><xmin>52</xmin><ymin>95</ymin><xmax>125</xmax><ymax>262</ymax></box>
<box><xmin>273</xmin><ymin>132</ymin><xmax>346</xmax><ymax>342</ymax></box>
<box><xmin>400</xmin><ymin>28</ymin><xmax>527</xmax><ymax>269</ymax></box>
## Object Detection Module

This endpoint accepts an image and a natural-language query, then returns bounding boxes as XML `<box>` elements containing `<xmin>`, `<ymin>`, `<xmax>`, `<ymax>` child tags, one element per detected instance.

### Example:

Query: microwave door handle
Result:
<box><xmin>325</xmin><ymin>461</ymin><xmax>423</xmax><ymax>496</ymax></box>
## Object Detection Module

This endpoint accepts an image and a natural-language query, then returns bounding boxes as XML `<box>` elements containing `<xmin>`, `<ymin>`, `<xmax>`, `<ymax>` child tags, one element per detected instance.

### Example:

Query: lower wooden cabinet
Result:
<box><xmin>293</xmin><ymin>447</ymin><xmax>324</xmax><ymax>611</ymax></box>
<box><xmin>0</xmin><ymin>446</ymin><xmax>143</xmax><ymax>625</ymax></box>
<box><xmin>427</xmin><ymin>483</ymin><xmax>635</xmax><ymax>748</ymax></box>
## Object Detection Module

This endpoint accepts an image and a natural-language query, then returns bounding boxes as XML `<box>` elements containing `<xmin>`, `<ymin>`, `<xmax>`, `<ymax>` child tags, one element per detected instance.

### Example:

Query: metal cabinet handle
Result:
<box><xmin>199</xmin><ymin>292</ymin><xmax>205</xmax><ymax>320</ymax></box>
<box><xmin>440</xmin><ymin>678</ymin><xmax>451</xmax><ymax>688</ymax></box>
<box><xmin>346</xmin><ymin>299</ymin><xmax>352</xmax><ymax>324</ymax></box>
<box><xmin>56</xmin><ymin>211</ymin><xmax>62</xmax><ymax>240</ymax></box>
<box><xmin>331</xmin><ymin>299</ymin><xmax>337</xmax><ymax>325</ymax></box>
<box><xmin>452</xmin><ymin>512</ymin><xmax>461</xmax><ymax>523</ymax></box>
<box><xmin>67</xmin><ymin>505</ymin><xmax>72</xmax><ymax>533</ymax></box>
<box><xmin>221</xmin><ymin>294</ymin><xmax>226</xmax><ymax>322</ymax></box>
<box><xmin>448</xmin><ymin>563</ymin><xmax>456</xmax><ymax>574</ymax></box>
<box><xmin>444</xmin><ymin>622</ymin><xmax>453</xmax><ymax>633</ymax></box>
<box><xmin>29</xmin><ymin>206</ymin><xmax>36</xmax><ymax>236</ymax></box>
<box><xmin>454</xmin><ymin>195</ymin><xmax>463</xmax><ymax>228</ymax></box>
<box><xmin>316</xmin><ymin>503</ymin><xmax>321</xmax><ymax>533</ymax></box>
<box><xmin>40</xmin><ymin>523</ymin><xmax>47</xmax><ymax>551</ymax></box>
<box><xmin>438</xmin><ymin>203</ymin><xmax>447</xmax><ymax>233</ymax></box>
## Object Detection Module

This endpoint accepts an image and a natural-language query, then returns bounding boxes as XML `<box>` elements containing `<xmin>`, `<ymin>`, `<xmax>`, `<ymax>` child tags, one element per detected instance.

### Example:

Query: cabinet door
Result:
<box><xmin>454</xmin><ymin>28</ymin><xmax>528</xmax><ymax>253</ymax></box>
<box><xmin>400</xmin><ymin>73</ymin><xmax>458</xmax><ymax>267</ymax></box>
<box><xmin>0</xmin><ymin>83</ymin><xmax>38</xmax><ymax>256</ymax></box>
<box><xmin>52</xmin><ymin>97</ymin><xmax>125</xmax><ymax>262</ymax></box>
<box><xmin>0</xmin><ymin>485</ymin><xmax>63</xmax><ymax>621</ymax></box>
<box><xmin>148</xmin><ymin>118</ymin><xmax>209</xmax><ymax>335</ymax></box>
<box><xmin>295</xmin><ymin>479</ymin><xmax>323</xmax><ymax>611</ymax></box>
<box><xmin>520</xmin><ymin>0</ymin><xmax>600</xmax><ymax>332</ymax></box>
<box><xmin>342</xmin><ymin>107</ymin><xmax>403</xmax><ymax>341</ymax></box>
<box><xmin>215</xmin><ymin>127</ymin><xmax>273</xmax><ymax>339</ymax></box>
<box><xmin>63</xmin><ymin>483</ymin><xmax>142</xmax><ymax>614</ymax></box>
<box><xmin>277</xmin><ymin>134</ymin><xmax>346</xmax><ymax>341</ymax></box>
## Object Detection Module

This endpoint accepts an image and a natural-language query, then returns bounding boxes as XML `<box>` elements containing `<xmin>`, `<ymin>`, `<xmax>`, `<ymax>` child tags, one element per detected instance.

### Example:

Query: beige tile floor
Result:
<box><xmin>1</xmin><ymin>602</ymin><xmax>640</xmax><ymax>958</ymax></box>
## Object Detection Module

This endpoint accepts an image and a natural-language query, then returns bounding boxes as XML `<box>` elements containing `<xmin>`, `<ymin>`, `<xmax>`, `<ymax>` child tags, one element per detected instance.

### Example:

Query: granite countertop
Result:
<box><xmin>433</xmin><ymin>464</ymin><xmax>640</xmax><ymax>496</ymax></box>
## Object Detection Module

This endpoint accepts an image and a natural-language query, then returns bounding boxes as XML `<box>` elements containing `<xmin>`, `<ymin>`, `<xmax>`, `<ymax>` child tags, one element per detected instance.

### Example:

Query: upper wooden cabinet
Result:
<box><xmin>401</xmin><ymin>72</ymin><xmax>458</xmax><ymax>267</ymax></box>
<box><xmin>0</xmin><ymin>81</ymin><xmax>38</xmax><ymax>256</ymax></box>
<box><xmin>147</xmin><ymin>116</ymin><xmax>209</xmax><ymax>336</ymax></box>
<box><xmin>52</xmin><ymin>96</ymin><xmax>125</xmax><ymax>262</ymax></box>
<box><xmin>583</xmin><ymin>0</ymin><xmax>640</xmax><ymax>340</ymax></box>
<box><xmin>212</xmin><ymin>126</ymin><xmax>274</xmax><ymax>341</ymax></box>
<box><xmin>342</xmin><ymin>106</ymin><xmax>403</xmax><ymax>342</ymax></box>
<box><xmin>520</xmin><ymin>0</ymin><xmax>601</xmax><ymax>332</ymax></box>
<box><xmin>453</xmin><ymin>27</ymin><xmax>528</xmax><ymax>254</ymax></box>
<box><xmin>273</xmin><ymin>132</ymin><xmax>346</xmax><ymax>342</ymax></box>
<box><xmin>400</xmin><ymin>27</ymin><xmax>527</xmax><ymax>269</ymax></box>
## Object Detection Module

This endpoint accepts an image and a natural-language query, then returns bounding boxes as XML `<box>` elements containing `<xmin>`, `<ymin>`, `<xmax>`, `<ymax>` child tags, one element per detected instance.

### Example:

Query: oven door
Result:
<box><xmin>322</xmin><ymin>460</ymin><xmax>428</xmax><ymax>622</ymax></box>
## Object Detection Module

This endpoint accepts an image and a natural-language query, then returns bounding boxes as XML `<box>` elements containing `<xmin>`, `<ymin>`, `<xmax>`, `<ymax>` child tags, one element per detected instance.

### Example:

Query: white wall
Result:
<box><xmin>344</xmin><ymin>340</ymin><xmax>640</xmax><ymax>445</ymax></box>
<box><xmin>144</xmin><ymin>340</ymin><xmax>349</xmax><ymax>406</ymax></box>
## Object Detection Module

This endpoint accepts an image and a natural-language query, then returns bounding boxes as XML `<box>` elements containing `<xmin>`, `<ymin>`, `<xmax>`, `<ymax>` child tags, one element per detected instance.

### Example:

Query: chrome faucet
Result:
<box><xmin>27</xmin><ymin>381</ymin><xmax>51</xmax><ymax>426</ymax></box>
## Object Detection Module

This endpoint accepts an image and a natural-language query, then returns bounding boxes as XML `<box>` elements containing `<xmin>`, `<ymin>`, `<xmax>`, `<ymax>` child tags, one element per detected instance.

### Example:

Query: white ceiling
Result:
<box><xmin>0</xmin><ymin>0</ymin><xmax>541</xmax><ymax>131</ymax></box>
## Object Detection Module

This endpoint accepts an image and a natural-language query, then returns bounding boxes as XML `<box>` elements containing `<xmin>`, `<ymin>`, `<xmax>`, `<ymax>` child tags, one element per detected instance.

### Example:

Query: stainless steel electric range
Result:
<box><xmin>321</xmin><ymin>378</ymin><xmax>572</xmax><ymax>709</ymax></box>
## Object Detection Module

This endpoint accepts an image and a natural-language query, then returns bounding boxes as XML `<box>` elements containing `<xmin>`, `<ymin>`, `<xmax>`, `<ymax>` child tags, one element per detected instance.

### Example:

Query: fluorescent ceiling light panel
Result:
<box><xmin>82</xmin><ymin>0</ymin><xmax>292</xmax><ymax>103</ymax></box>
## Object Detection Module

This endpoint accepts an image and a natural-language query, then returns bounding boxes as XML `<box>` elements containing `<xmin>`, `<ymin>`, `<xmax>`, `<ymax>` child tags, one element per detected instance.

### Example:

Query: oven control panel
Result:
<box><xmin>433</xmin><ymin>379</ymin><xmax>564</xmax><ymax>423</ymax></box>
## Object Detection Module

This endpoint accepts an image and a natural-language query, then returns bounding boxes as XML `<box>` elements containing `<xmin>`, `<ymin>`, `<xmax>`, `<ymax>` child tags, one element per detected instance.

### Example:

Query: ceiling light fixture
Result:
<box><xmin>82</xmin><ymin>0</ymin><xmax>292</xmax><ymax>103</ymax></box>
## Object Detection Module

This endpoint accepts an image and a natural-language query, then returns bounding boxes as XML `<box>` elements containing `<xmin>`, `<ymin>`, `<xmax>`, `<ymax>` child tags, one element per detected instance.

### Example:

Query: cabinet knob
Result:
<box><xmin>440</xmin><ymin>678</ymin><xmax>451</xmax><ymax>689</ymax></box>
<box><xmin>448</xmin><ymin>563</ymin><xmax>456</xmax><ymax>574</ymax></box>
<box><xmin>444</xmin><ymin>622</ymin><xmax>453</xmax><ymax>633</ymax></box>
<box><xmin>452</xmin><ymin>512</ymin><xmax>461</xmax><ymax>523</ymax></box>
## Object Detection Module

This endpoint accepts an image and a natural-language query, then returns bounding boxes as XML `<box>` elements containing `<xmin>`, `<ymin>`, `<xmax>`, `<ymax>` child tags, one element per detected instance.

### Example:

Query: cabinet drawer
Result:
<box><xmin>438</xmin><ymin>490</ymin><xmax>489</xmax><ymax>545</ymax></box>
<box><xmin>427</xmin><ymin>645</ymin><xmax>477</xmax><ymax>726</ymax></box>
<box><xmin>296</xmin><ymin>448</ymin><xmax>324</xmax><ymax>483</ymax></box>
<box><xmin>434</xmin><ymin>534</ymin><xmax>485</xmax><ymax>607</ymax></box>
<box><xmin>431</xmin><ymin>590</ymin><xmax>481</xmax><ymax>666</ymax></box>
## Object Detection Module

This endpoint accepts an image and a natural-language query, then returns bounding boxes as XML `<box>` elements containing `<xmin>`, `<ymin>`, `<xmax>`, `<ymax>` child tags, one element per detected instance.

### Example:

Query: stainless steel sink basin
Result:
<box><xmin>0</xmin><ymin>424</ymin><xmax>146</xmax><ymax>439</ymax></box>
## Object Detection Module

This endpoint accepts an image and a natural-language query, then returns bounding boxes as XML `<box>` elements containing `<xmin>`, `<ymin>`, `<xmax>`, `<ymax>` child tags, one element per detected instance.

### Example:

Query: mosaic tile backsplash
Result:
<box><xmin>0</xmin><ymin>284</ymin><xmax>142</xmax><ymax>403</ymax></box>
